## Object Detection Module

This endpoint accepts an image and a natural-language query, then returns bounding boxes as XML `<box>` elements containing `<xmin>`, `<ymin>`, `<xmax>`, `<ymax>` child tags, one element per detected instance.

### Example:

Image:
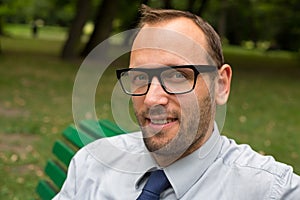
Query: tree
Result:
<box><xmin>81</xmin><ymin>0</ymin><xmax>119</xmax><ymax>57</ymax></box>
<box><xmin>217</xmin><ymin>0</ymin><xmax>227</xmax><ymax>39</ymax></box>
<box><xmin>117</xmin><ymin>0</ymin><xmax>149</xmax><ymax>31</ymax></box>
<box><xmin>271</xmin><ymin>0</ymin><xmax>300</xmax><ymax>51</ymax></box>
<box><xmin>0</xmin><ymin>0</ymin><xmax>9</xmax><ymax>35</ymax></box>
<box><xmin>186</xmin><ymin>0</ymin><xmax>210</xmax><ymax>16</ymax></box>
<box><xmin>163</xmin><ymin>0</ymin><xmax>172</xmax><ymax>9</ymax></box>
<box><xmin>0</xmin><ymin>17</ymin><xmax>4</xmax><ymax>36</ymax></box>
<box><xmin>0</xmin><ymin>0</ymin><xmax>6</xmax><ymax>53</ymax></box>
<box><xmin>61</xmin><ymin>0</ymin><xmax>91</xmax><ymax>59</ymax></box>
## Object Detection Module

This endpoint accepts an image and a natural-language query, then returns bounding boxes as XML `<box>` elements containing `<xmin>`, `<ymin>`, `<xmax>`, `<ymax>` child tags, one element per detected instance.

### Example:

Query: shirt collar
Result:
<box><xmin>134</xmin><ymin>123</ymin><xmax>223</xmax><ymax>198</ymax></box>
<box><xmin>164</xmin><ymin>122</ymin><xmax>222</xmax><ymax>198</ymax></box>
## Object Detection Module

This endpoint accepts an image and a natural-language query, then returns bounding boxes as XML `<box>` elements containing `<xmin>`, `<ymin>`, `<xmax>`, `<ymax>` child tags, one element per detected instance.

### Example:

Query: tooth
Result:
<box><xmin>152</xmin><ymin>120</ymin><xmax>166</xmax><ymax>124</ymax></box>
<box><xmin>151</xmin><ymin>119</ymin><xmax>168</xmax><ymax>124</ymax></box>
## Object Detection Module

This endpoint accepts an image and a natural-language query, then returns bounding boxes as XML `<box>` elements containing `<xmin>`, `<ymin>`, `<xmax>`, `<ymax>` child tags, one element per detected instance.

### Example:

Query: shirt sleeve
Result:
<box><xmin>52</xmin><ymin>157</ymin><xmax>77</xmax><ymax>200</ymax></box>
<box><xmin>270</xmin><ymin>166</ymin><xmax>300</xmax><ymax>199</ymax></box>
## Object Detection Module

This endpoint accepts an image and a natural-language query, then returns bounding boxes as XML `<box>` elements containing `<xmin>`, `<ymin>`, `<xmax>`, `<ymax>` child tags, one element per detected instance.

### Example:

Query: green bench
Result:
<box><xmin>36</xmin><ymin>119</ymin><xmax>126</xmax><ymax>200</ymax></box>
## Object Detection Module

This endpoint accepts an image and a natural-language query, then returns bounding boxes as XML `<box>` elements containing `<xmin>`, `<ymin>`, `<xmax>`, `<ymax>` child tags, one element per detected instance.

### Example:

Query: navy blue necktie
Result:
<box><xmin>137</xmin><ymin>170</ymin><xmax>171</xmax><ymax>200</ymax></box>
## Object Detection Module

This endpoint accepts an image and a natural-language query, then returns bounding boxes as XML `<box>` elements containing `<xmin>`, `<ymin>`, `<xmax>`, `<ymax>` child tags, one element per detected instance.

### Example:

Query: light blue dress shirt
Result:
<box><xmin>53</xmin><ymin>124</ymin><xmax>300</xmax><ymax>199</ymax></box>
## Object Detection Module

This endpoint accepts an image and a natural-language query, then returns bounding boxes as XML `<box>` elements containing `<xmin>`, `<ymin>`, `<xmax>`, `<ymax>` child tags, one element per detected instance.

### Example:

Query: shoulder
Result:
<box><xmin>220</xmin><ymin>136</ymin><xmax>290</xmax><ymax>177</ymax></box>
<box><xmin>69</xmin><ymin>131</ymin><xmax>153</xmax><ymax>174</ymax></box>
<box><xmin>55</xmin><ymin>131</ymin><xmax>147</xmax><ymax>199</ymax></box>
<box><xmin>219</xmin><ymin>136</ymin><xmax>300</xmax><ymax>198</ymax></box>
<box><xmin>73</xmin><ymin>131</ymin><xmax>145</xmax><ymax>162</ymax></box>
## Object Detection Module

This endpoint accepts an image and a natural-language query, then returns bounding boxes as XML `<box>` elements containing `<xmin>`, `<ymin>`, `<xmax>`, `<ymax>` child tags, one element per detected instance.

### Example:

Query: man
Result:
<box><xmin>54</xmin><ymin>5</ymin><xmax>300</xmax><ymax>199</ymax></box>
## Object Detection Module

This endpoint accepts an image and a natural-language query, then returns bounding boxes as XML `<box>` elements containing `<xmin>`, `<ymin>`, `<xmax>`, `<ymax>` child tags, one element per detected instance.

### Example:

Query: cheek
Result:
<box><xmin>175</xmin><ymin>95</ymin><xmax>198</xmax><ymax>120</ymax></box>
<box><xmin>176</xmin><ymin>81</ymin><xmax>213</xmax><ymax>117</ymax></box>
<box><xmin>194</xmin><ymin>77</ymin><xmax>215</xmax><ymax>100</ymax></box>
<box><xmin>132</xmin><ymin>96</ymin><xmax>145</xmax><ymax>110</ymax></box>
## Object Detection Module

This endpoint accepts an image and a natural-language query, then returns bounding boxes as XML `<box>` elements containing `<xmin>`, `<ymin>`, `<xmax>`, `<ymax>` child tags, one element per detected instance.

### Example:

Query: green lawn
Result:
<box><xmin>223</xmin><ymin>46</ymin><xmax>300</xmax><ymax>170</ymax></box>
<box><xmin>0</xmin><ymin>24</ymin><xmax>300</xmax><ymax>199</ymax></box>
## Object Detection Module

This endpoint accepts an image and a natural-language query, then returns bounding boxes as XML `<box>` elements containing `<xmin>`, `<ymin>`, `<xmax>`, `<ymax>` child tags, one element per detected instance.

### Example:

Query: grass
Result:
<box><xmin>0</xmin><ymin>24</ymin><xmax>300</xmax><ymax>199</ymax></box>
<box><xmin>0</xmin><ymin>38</ymin><xmax>77</xmax><ymax>199</ymax></box>
<box><xmin>3</xmin><ymin>23</ymin><xmax>67</xmax><ymax>41</ymax></box>
<box><xmin>223</xmin><ymin>46</ymin><xmax>300</xmax><ymax>170</ymax></box>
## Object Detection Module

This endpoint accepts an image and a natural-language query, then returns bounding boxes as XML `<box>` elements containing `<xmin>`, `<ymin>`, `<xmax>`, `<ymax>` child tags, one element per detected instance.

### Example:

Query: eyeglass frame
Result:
<box><xmin>116</xmin><ymin>65</ymin><xmax>218</xmax><ymax>96</ymax></box>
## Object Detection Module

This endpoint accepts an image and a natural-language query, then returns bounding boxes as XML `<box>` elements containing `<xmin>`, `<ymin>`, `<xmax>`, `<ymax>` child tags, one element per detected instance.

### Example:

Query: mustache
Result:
<box><xmin>149</xmin><ymin>105</ymin><xmax>167</xmax><ymax>116</ymax></box>
<box><xmin>141</xmin><ymin>105</ymin><xmax>179</xmax><ymax>118</ymax></box>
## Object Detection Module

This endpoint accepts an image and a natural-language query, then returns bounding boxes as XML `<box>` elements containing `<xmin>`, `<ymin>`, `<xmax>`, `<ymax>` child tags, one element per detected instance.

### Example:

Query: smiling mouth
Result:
<box><xmin>150</xmin><ymin>118</ymin><xmax>177</xmax><ymax>125</ymax></box>
<box><xmin>144</xmin><ymin>105</ymin><xmax>179</xmax><ymax>128</ymax></box>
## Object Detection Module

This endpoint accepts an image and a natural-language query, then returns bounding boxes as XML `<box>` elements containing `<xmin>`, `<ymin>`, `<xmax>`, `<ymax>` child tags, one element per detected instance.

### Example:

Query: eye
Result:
<box><xmin>173</xmin><ymin>72</ymin><xmax>185</xmax><ymax>79</ymax></box>
<box><xmin>163</xmin><ymin>70</ymin><xmax>189</xmax><ymax>83</ymax></box>
<box><xmin>131</xmin><ymin>73</ymin><xmax>148</xmax><ymax>85</ymax></box>
<box><xmin>135</xmin><ymin>74</ymin><xmax>147</xmax><ymax>80</ymax></box>
<box><xmin>166</xmin><ymin>71</ymin><xmax>184</xmax><ymax>78</ymax></box>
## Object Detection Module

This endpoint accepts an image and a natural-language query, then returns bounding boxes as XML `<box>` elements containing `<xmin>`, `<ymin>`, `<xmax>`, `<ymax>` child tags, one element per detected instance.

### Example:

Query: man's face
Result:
<box><xmin>130</xmin><ymin>18</ymin><xmax>216</xmax><ymax>166</ymax></box>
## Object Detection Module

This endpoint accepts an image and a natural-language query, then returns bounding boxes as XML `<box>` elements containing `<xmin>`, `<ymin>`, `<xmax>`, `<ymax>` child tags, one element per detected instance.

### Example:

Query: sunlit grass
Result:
<box><xmin>4</xmin><ymin>23</ymin><xmax>67</xmax><ymax>41</ymax></box>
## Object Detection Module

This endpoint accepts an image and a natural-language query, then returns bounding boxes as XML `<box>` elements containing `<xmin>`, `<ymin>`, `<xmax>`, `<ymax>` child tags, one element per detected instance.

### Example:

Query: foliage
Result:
<box><xmin>203</xmin><ymin>0</ymin><xmax>300</xmax><ymax>50</ymax></box>
<box><xmin>0</xmin><ymin>0</ymin><xmax>76</xmax><ymax>26</ymax></box>
<box><xmin>1</xmin><ymin>0</ymin><xmax>300</xmax><ymax>55</ymax></box>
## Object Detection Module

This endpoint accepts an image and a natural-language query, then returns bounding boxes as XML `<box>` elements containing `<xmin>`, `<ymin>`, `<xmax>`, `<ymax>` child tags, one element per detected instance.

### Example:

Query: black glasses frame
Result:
<box><xmin>116</xmin><ymin>65</ymin><xmax>218</xmax><ymax>96</ymax></box>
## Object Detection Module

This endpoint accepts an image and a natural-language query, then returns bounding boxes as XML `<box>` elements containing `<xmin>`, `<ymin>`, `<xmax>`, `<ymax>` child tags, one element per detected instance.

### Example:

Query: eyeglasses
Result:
<box><xmin>116</xmin><ymin>65</ymin><xmax>217</xmax><ymax>96</ymax></box>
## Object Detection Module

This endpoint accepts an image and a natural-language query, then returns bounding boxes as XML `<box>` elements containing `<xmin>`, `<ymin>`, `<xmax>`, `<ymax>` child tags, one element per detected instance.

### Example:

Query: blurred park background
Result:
<box><xmin>0</xmin><ymin>0</ymin><xmax>299</xmax><ymax>199</ymax></box>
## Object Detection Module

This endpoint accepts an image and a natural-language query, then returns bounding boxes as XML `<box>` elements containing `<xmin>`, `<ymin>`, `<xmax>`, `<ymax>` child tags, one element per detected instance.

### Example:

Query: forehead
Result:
<box><xmin>130</xmin><ymin>17</ymin><xmax>213</xmax><ymax>67</ymax></box>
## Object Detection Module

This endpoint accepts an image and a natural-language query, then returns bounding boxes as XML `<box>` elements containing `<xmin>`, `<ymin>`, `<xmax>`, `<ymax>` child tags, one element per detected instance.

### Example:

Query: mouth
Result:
<box><xmin>149</xmin><ymin>118</ymin><xmax>177</xmax><ymax>125</ymax></box>
<box><xmin>141</xmin><ymin>106</ymin><xmax>179</xmax><ymax>133</ymax></box>
<box><xmin>144</xmin><ymin>116</ymin><xmax>179</xmax><ymax>132</ymax></box>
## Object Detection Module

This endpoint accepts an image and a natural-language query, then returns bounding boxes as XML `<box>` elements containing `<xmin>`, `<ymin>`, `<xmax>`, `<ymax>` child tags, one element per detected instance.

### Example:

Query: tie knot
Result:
<box><xmin>143</xmin><ymin>170</ymin><xmax>170</xmax><ymax>195</ymax></box>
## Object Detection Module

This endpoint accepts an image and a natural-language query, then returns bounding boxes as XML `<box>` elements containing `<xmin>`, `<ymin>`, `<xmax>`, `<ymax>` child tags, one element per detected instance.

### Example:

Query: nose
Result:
<box><xmin>144</xmin><ymin>77</ymin><xmax>169</xmax><ymax>107</ymax></box>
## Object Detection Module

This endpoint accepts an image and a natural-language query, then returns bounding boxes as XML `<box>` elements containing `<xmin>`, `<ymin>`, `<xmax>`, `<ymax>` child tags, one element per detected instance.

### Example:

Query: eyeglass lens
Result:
<box><xmin>120</xmin><ymin>67</ymin><xmax>195</xmax><ymax>95</ymax></box>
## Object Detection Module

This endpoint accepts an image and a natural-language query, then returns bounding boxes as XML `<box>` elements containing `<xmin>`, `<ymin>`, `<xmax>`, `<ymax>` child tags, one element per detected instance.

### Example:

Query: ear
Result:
<box><xmin>215</xmin><ymin>64</ymin><xmax>232</xmax><ymax>105</ymax></box>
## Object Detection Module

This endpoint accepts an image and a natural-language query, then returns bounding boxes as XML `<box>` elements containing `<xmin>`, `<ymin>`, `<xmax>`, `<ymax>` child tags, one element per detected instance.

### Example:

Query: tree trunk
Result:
<box><xmin>163</xmin><ymin>0</ymin><xmax>172</xmax><ymax>9</ymax></box>
<box><xmin>187</xmin><ymin>0</ymin><xmax>209</xmax><ymax>16</ymax></box>
<box><xmin>81</xmin><ymin>0</ymin><xmax>119</xmax><ymax>57</ymax></box>
<box><xmin>187</xmin><ymin>0</ymin><xmax>197</xmax><ymax>12</ymax></box>
<box><xmin>0</xmin><ymin>1</ymin><xmax>4</xmax><ymax>37</ymax></box>
<box><xmin>197</xmin><ymin>0</ymin><xmax>209</xmax><ymax>16</ymax></box>
<box><xmin>217</xmin><ymin>0</ymin><xmax>227</xmax><ymax>39</ymax></box>
<box><xmin>0</xmin><ymin>17</ymin><xmax>3</xmax><ymax>54</ymax></box>
<box><xmin>61</xmin><ymin>0</ymin><xmax>91</xmax><ymax>60</ymax></box>
<box><xmin>0</xmin><ymin>19</ymin><xmax>4</xmax><ymax>36</ymax></box>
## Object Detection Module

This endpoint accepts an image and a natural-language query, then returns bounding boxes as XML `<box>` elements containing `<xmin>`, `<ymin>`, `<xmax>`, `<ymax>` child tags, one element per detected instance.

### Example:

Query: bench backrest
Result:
<box><xmin>36</xmin><ymin>119</ymin><xmax>126</xmax><ymax>200</ymax></box>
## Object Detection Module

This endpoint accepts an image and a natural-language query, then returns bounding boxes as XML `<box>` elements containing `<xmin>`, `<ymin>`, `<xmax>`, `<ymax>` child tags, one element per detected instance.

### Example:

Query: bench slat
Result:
<box><xmin>79</xmin><ymin>119</ymin><xmax>126</xmax><ymax>138</ymax></box>
<box><xmin>36</xmin><ymin>180</ymin><xmax>57</xmax><ymax>200</ymax></box>
<box><xmin>52</xmin><ymin>140</ymin><xmax>75</xmax><ymax>167</ymax></box>
<box><xmin>79</xmin><ymin>120</ymin><xmax>107</xmax><ymax>138</ymax></box>
<box><xmin>62</xmin><ymin>125</ymin><xmax>95</xmax><ymax>148</ymax></box>
<box><xmin>99</xmin><ymin>119</ymin><xmax>126</xmax><ymax>136</ymax></box>
<box><xmin>45</xmin><ymin>159</ymin><xmax>67</xmax><ymax>189</ymax></box>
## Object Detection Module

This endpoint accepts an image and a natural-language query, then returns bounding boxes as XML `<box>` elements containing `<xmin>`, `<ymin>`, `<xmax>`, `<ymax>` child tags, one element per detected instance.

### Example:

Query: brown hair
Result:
<box><xmin>138</xmin><ymin>5</ymin><xmax>224</xmax><ymax>67</ymax></box>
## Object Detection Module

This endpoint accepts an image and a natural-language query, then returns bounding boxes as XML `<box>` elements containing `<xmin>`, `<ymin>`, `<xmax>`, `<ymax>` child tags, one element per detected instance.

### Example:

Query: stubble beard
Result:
<box><xmin>135</xmin><ymin>94</ymin><xmax>215</xmax><ymax>165</ymax></box>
